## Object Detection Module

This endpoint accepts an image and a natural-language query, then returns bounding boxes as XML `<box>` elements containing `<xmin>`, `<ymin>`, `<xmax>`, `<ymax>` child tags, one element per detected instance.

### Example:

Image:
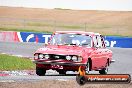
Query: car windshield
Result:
<box><xmin>50</xmin><ymin>34</ymin><xmax>92</xmax><ymax>47</ymax></box>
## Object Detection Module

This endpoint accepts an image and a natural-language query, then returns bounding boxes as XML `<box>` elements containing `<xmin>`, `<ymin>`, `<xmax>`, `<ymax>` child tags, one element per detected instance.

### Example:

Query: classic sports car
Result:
<box><xmin>33</xmin><ymin>31</ymin><xmax>113</xmax><ymax>76</ymax></box>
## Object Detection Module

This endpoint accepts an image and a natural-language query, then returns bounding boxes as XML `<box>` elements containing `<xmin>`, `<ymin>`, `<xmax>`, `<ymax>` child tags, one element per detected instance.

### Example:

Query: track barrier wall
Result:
<box><xmin>0</xmin><ymin>31</ymin><xmax>20</xmax><ymax>42</ymax></box>
<box><xmin>0</xmin><ymin>31</ymin><xmax>132</xmax><ymax>48</ymax></box>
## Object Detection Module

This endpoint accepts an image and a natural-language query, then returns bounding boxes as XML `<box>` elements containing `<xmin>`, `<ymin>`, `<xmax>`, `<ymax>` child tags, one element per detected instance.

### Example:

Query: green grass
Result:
<box><xmin>27</xmin><ymin>22</ymin><xmax>53</xmax><ymax>27</ymax></box>
<box><xmin>27</xmin><ymin>22</ymin><xmax>112</xmax><ymax>29</ymax></box>
<box><xmin>0</xmin><ymin>27</ymin><xmax>52</xmax><ymax>34</ymax></box>
<box><xmin>27</xmin><ymin>22</ymin><xmax>83</xmax><ymax>29</ymax></box>
<box><xmin>86</xmin><ymin>24</ymin><xmax>111</xmax><ymax>29</ymax></box>
<box><xmin>58</xmin><ymin>25</ymin><xmax>83</xmax><ymax>29</ymax></box>
<box><xmin>0</xmin><ymin>27</ymin><xmax>131</xmax><ymax>37</ymax></box>
<box><xmin>0</xmin><ymin>23</ymin><xmax>131</xmax><ymax>37</ymax></box>
<box><xmin>0</xmin><ymin>54</ymin><xmax>35</xmax><ymax>71</ymax></box>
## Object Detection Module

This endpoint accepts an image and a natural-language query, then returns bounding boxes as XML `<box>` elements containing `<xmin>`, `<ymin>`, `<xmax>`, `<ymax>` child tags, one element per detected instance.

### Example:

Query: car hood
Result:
<box><xmin>35</xmin><ymin>45</ymin><xmax>92</xmax><ymax>56</ymax></box>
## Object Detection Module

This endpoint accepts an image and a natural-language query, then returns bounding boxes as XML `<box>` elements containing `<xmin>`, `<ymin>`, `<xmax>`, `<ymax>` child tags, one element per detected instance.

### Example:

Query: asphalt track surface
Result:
<box><xmin>0</xmin><ymin>42</ymin><xmax>132</xmax><ymax>82</ymax></box>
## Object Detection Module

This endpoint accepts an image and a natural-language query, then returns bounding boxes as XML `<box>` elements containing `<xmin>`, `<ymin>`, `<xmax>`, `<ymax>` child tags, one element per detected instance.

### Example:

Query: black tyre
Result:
<box><xmin>99</xmin><ymin>60</ymin><xmax>109</xmax><ymax>74</ymax></box>
<box><xmin>76</xmin><ymin>75</ymin><xmax>86</xmax><ymax>85</ymax></box>
<box><xmin>99</xmin><ymin>68</ymin><xmax>107</xmax><ymax>74</ymax></box>
<box><xmin>99</xmin><ymin>64</ymin><xmax>108</xmax><ymax>74</ymax></box>
<box><xmin>36</xmin><ymin>67</ymin><xmax>46</xmax><ymax>76</ymax></box>
<box><xmin>58</xmin><ymin>70</ymin><xmax>66</xmax><ymax>75</ymax></box>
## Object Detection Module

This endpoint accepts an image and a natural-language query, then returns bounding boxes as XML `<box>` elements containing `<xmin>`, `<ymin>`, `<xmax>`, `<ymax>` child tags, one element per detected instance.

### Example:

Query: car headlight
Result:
<box><xmin>39</xmin><ymin>54</ymin><xmax>44</xmax><ymax>59</ymax></box>
<box><xmin>78</xmin><ymin>56</ymin><xmax>83</xmax><ymax>62</ymax></box>
<box><xmin>72</xmin><ymin>56</ymin><xmax>78</xmax><ymax>62</ymax></box>
<box><xmin>34</xmin><ymin>54</ymin><xmax>38</xmax><ymax>60</ymax></box>
<box><xmin>44</xmin><ymin>54</ymin><xmax>49</xmax><ymax>59</ymax></box>
<box><xmin>66</xmin><ymin>56</ymin><xmax>71</xmax><ymax>60</ymax></box>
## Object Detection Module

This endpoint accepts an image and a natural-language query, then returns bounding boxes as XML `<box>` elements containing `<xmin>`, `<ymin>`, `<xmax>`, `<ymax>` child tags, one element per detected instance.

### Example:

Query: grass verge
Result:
<box><xmin>0</xmin><ymin>27</ymin><xmax>131</xmax><ymax>37</ymax></box>
<box><xmin>0</xmin><ymin>54</ymin><xmax>35</xmax><ymax>71</ymax></box>
<box><xmin>0</xmin><ymin>27</ymin><xmax>52</xmax><ymax>34</ymax></box>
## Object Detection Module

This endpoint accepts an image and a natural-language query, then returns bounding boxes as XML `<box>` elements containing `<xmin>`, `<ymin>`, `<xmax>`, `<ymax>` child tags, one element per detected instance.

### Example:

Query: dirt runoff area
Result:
<box><xmin>0</xmin><ymin>6</ymin><xmax>132</xmax><ymax>24</ymax></box>
<box><xmin>0</xmin><ymin>80</ymin><xmax>131</xmax><ymax>88</ymax></box>
<box><xmin>0</xmin><ymin>6</ymin><xmax>132</xmax><ymax>36</ymax></box>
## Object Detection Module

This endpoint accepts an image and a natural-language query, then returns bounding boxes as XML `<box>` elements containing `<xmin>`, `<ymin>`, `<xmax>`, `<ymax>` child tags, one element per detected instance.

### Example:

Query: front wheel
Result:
<box><xmin>76</xmin><ymin>75</ymin><xmax>86</xmax><ymax>85</ymax></box>
<box><xmin>36</xmin><ymin>67</ymin><xmax>46</xmax><ymax>76</ymax></box>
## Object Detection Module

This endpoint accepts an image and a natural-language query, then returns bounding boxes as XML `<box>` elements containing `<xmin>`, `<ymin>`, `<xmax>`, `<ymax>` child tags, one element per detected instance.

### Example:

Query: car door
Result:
<box><xmin>97</xmin><ymin>35</ymin><xmax>108</xmax><ymax>68</ymax></box>
<box><xmin>92</xmin><ymin>35</ymin><xmax>101</xmax><ymax>69</ymax></box>
<box><xmin>92</xmin><ymin>35</ymin><xmax>107</xmax><ymax>69</ymax></box>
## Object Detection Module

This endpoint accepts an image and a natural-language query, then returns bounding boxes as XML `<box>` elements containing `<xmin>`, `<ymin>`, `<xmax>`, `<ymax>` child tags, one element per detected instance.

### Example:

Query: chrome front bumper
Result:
<box><xmin>33</xmin><ymin>60</ymin><xmax>86</xmax><ymax>66</ymax></box>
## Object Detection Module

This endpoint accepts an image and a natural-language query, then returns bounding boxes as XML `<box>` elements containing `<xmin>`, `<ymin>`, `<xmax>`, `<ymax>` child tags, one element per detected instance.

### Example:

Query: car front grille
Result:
<box><xmin>46</xmin><ymin>54</ymin><xmax>66</xmax><ymax>60</ymax></box>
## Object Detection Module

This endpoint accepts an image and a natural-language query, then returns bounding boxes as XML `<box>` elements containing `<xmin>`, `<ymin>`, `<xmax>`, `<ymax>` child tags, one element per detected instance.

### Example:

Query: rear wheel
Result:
<box><xmin>99</xmin><ymin>61</ymin><xmax>108</xmax><ymax>74</ymax></box>
<box><xmin>99</xmin><ymin>68</ymin><xmax>108</xmax><ymax>74</ymax></box>
<box><xmin>36</xmin><ymin>67</ymin><xmax>46</xmax><ymax>76</ymax></box>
